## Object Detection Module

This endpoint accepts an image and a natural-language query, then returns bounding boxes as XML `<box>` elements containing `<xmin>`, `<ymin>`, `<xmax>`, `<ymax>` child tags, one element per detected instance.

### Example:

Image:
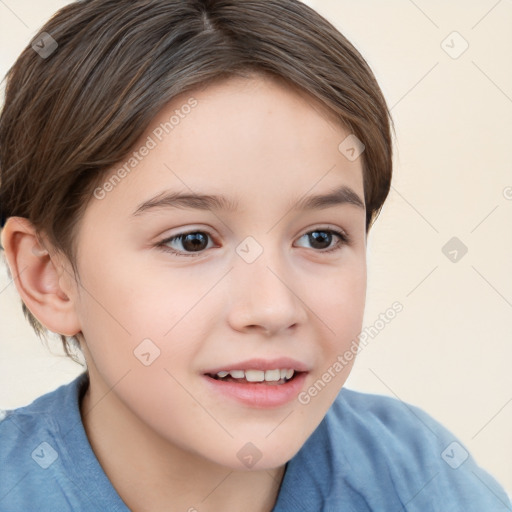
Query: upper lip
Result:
<box><xmin>203</xmin><ymin>357</ymin><xmax>310</xmax><ymax>375</ymax></box>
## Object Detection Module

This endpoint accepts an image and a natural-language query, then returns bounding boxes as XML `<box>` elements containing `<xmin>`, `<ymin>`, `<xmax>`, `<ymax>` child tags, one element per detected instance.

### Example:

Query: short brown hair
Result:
<box><xmin>0</xmin><ymin>0</ymin><xmax>394</xmax><ymax>362</ymax></box>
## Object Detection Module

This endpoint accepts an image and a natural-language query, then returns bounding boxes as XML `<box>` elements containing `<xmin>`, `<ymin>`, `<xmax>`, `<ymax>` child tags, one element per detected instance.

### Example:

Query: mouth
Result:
<box><xmin>202</xmin><ymin>358</ymin><xmax>309</xmax><ymax>408</ymax></box>
<box><xmin>205</xmin><ymin>368</ymin><xmax>301</xmax><ymax>385</ymax></box>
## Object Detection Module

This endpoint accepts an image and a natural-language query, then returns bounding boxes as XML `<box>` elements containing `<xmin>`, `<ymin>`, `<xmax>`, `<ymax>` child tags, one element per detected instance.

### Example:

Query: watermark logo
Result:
<box><xmin>441</xmin><ymin>31</ymin><xmax>469</xmax><ymax>59</ymax></box>
<box><xmin>134</xmin><ymin>338</ymin><xmax>161</xmax><ymax>366</ymax></box>
<box><xmin>31</xmin><ymin>441</ymin><xmax>58</xmax><ymax>469</ymax></box>
<box><xmin>338</xmin><ymin>134</ymin><xmax>365</xmax><ymax>162</ymax></box>
<box><xmin>237</xmin><ymin>442</ymin><xmax>262</xmax><ymax>468</ymax></box>
<box><xmin>441</xmin><ymin>441</ymin><xmax>469</xmax><ymax>469</ymax></box>
<box><xmin>442</xmin><ymin>236</ymin><xmax>468</xmax><ymax>263</ymax></box>
<box><xmin>32</xmin><ymin>32</ymin><xmax>58</xmax><ymax>59</ymax></box>
<box><xmin>236</xmin><ymin>236</ymin><xmax>264</xmax><ymax>264</ymax></box>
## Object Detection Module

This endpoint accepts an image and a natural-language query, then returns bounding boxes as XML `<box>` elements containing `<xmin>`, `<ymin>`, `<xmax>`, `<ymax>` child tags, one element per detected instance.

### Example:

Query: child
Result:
<box><xmin>0</xmin><ymin>0</ymin><xmax>510</xmax><ymax>510</ymax></box>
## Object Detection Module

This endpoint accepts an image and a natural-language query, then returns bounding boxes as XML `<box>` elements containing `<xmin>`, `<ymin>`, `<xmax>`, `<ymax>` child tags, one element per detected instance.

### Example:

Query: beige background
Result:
<box><xmin>1</xmin><ymin>0</ymin><xmax>511</xmax><ymax>495</ymax></box>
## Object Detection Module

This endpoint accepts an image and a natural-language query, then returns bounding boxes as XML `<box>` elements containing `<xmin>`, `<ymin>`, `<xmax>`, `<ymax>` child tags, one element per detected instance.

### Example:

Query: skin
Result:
<box><xmin>2</xmin><ymin>73</ymin><xmax>368</xmax><ymax>512</ymax></box>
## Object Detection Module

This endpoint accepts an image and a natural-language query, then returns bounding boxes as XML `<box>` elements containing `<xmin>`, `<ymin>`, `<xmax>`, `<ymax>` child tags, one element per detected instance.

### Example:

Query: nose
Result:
<box><xmin>226</xmin><ymin>246</ymin><xmax>308</xmax><ymax>336</ymax></box>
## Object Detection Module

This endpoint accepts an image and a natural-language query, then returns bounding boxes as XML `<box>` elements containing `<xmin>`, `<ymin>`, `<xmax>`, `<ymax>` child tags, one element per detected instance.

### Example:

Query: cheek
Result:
<box><xmin>75</xmin><ymin>253</ymin><xmax>219</xmax><ymax>376</ymax></box>
<box><xmin>310</xmin><ymin>256</ymin><xmax>367</xmax><ymax>342</ymax></box>
<box><xmin>299</xmin><ymin>258</ymin><xmax>366</xmax><ymax>403</ymax></box>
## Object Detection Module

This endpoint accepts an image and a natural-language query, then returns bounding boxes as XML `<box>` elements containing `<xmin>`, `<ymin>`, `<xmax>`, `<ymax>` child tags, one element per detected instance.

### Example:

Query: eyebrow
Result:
<box><xmin>131</xmin><ymin>184</ymin><xmax>365</xmax><ymax>217</ymax></box>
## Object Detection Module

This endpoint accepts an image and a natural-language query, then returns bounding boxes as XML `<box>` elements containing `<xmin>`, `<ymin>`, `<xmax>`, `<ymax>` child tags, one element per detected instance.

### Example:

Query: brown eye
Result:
<box><xmin>178</xmin><ymin>232</ymin><xmax>209</xmax><ymax>252</ymax></box>
<box><xmin>308</xmin><ymin>230</ymin><xmax>334</xmax><ymax>250</ymax></box>
<box><xmin>158</xmin><ymin>231</ymin><xmax>214</xmax><ymax>257</ymax></box>
<box><xmin>295</xmin><ymin>228</ymin><xmax>349</xmax><ymax>253</ymax></box>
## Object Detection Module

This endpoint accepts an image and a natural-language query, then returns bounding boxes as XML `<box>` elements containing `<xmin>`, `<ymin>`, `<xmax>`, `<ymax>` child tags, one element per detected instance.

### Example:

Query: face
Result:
<box><xmin>70</xmin><ymin>74</ymin><xmax>367</xmax><ymax>470</ymax></box>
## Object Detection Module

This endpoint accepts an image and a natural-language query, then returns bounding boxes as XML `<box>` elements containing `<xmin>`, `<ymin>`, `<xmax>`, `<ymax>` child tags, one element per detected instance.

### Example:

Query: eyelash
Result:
<box><xmin>155</xmin><ymin>227</ymin><xmax>351</xmax><ymax>258</ymax></box>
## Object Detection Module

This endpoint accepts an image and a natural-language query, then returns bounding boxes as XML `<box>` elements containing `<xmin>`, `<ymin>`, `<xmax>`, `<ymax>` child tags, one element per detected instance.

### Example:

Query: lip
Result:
<box><xmin>203</xmin><ymin>357</ymin><xmax>310</xmax><ymax>375</ymax></box>
<box><xmin>202</xmin><ymin>358</ymin><xmax>310</xmax><ymax>409</ymax></box>
<box><xmin>203</xmin><ymin>372</ymin><xmax>308</xmax><ymax>408</ymax></box>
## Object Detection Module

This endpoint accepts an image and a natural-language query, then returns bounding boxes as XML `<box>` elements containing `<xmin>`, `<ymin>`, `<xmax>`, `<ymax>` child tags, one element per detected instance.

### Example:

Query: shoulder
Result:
<box><xmin>0</xmin><ymin>379</ymin><xmax>71</xmax><ymax>457</ymax></box>
<box><xmin>0</xmin><ymin>373</ymin><xmax>92</xmax><ymax>510</ymax></box>
<box><xmin>332</xmin><ymin>386</ymin><xmax>448</xmax><ymax>447</ymax></box>
<box><xmin>0</xmin><ymin>373</ymin><xmax>87</xmax><ymax>444</ymax></box>
<box><xmin>276</xmin><ymin>387</ymin><xmax>512</xmax><ymax>512</ymax></box>
<box><xmin>333</xmin><ymin>388</ymin><xmax>511</xmax><ymax>510</ymax></box>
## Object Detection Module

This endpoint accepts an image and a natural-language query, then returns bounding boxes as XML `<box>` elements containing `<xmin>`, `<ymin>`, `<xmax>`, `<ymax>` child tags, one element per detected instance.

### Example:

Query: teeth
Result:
<box><xmin>265</xmin><ymin>369</ymin><xmax>281</xmax><ymax>382</ymax></box>
<box><xmin>245</xmin><ymin>370</ymin><xmax>265</xmax><ymax>382</ymax></box>
<box><xmin>214</xmin><ymin>369</ymin><xmax>296</xmax><ymax>382</ymax></box>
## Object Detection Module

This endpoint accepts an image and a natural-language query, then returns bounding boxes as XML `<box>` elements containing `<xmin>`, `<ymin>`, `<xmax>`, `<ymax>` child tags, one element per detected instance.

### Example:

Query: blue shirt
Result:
<box><xmin>0</xmin><ymin>372</ymin><xmax>510</xmax><ymax>511</ymax></box>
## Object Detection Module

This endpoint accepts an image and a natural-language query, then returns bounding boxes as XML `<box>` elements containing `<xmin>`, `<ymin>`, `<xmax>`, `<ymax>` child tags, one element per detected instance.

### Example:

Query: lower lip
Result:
<box><xmin>203</xmin><ymin>372</ymin><xmax>308</xmax><ymax>409</ymax></box>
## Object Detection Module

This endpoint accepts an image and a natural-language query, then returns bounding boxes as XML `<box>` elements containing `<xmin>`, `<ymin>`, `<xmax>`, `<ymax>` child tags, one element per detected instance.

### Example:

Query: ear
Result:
<box><xmin>1</xmin><ymin>217</ymin><xmax>81</xmax><ymax>336</ymax></box>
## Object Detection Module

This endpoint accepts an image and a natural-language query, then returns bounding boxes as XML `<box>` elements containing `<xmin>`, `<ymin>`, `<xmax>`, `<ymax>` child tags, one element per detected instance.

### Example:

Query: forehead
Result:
<box><xmin>89</xmin><ymin>74</ymin><xmax>364</xmax><ymax>218</ymax></box>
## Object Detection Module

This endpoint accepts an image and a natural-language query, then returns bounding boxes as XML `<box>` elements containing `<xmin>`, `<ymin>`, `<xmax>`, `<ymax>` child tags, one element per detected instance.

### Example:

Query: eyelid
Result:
<box><xmin>298</xmin><ymin>224</ymin><xmax>350</xmax><ymax>243</ymax></box>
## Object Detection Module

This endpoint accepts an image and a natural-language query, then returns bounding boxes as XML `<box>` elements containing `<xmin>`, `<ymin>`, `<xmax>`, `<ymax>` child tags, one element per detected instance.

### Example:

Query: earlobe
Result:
<box><xmin>1</xmin><ymin>217</ymin><xmax>82</xmax><ymax>337</ymax></box>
